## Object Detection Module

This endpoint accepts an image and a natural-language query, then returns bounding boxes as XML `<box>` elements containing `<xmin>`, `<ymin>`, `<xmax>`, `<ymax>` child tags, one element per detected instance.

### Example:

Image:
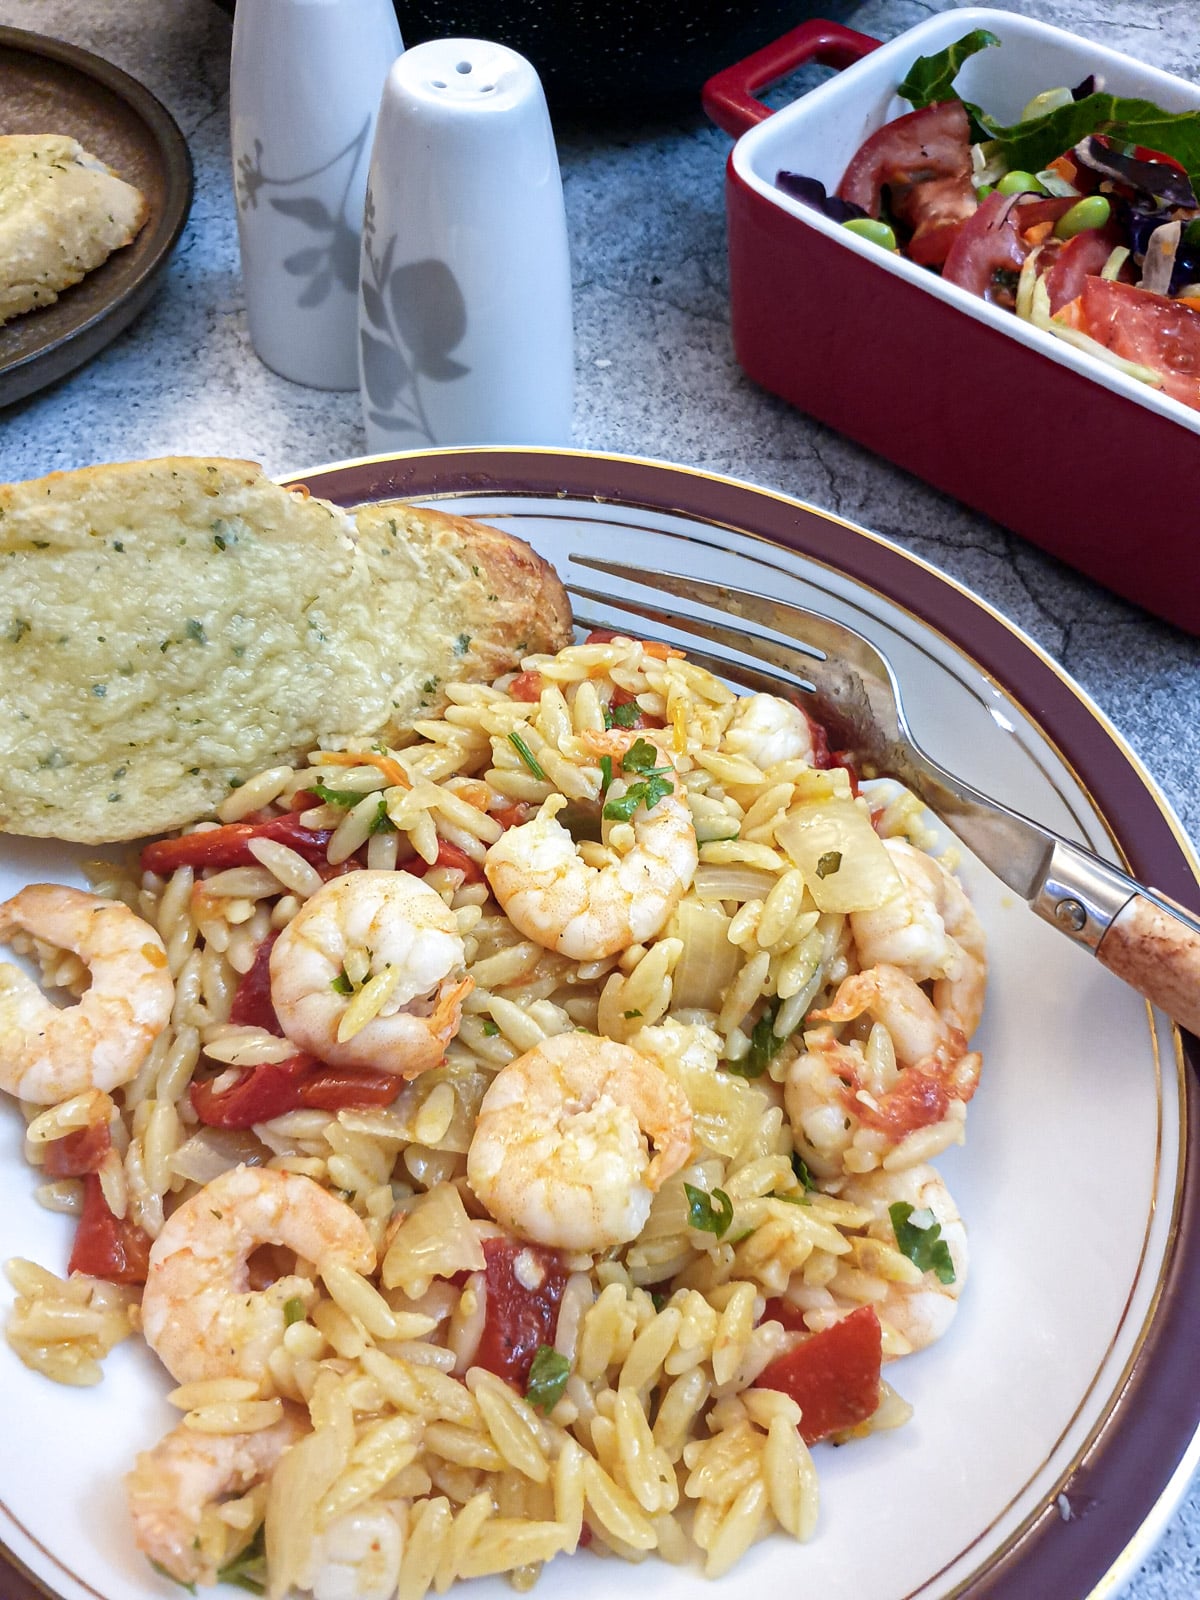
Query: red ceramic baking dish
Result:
<box><xmin>703</xmin><ymin>7</ymin><xmax>1200</xmax><ymax>635</ymax></box>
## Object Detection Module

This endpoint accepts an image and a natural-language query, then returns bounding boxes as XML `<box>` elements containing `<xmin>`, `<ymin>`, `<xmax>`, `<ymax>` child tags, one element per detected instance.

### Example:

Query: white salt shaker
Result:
<box><xmin>230</xmin><ymin>0</ymin><xmax>403</xmax><ymax>390</ymax></box>
<box><xmin>359</xmin><ymin>38</ymin><xmax>573</xmax><ymax>448</ymax></box>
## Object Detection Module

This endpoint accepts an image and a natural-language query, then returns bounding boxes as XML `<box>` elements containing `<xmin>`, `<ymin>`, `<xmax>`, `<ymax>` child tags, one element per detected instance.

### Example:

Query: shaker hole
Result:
<box><xmin>431</xmin><ymin>78</ymin><xmax>447</xmax><ymax>88</ymax></box>
<box><xmin>480</xmin><ymin>84</ymin><xmax>495</xmax><ymax>93</ymax></box>
<box><xmin>456</xmin><ymin>60</ymin><xmax>472</xmax><ymax>74</ymax></box>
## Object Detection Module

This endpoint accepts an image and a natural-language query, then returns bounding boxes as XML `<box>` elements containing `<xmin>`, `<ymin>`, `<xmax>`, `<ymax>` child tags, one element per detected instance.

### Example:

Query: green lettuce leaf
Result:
<box><xmin>897</xmin><ymin>28</ymin><xmax>999</xmax><ymax>114</ymax></box>
<box><xmin>983</xmin><ymin>96</ymin><xmax>1200</xmax><ymax>189</ymax></box>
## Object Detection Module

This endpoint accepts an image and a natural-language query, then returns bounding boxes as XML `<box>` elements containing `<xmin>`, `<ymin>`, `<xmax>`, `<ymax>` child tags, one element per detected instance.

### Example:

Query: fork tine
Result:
<box><xmin>572</xmin><ymin>609</ymin><xmax>804</xmax><ymax>701</ymax></box>
<box><xmin>571</xmin><ymin>556</ymin><xmax>892</xmax><ymax>679</ymax></box>
<box><xmin>567</xmin><ymin>566</ymin><xmax>904</xmax><ymax>761</ymax></box>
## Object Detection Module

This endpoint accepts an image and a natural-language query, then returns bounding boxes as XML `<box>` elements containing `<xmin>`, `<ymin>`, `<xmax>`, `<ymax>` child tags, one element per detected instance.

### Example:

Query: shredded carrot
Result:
<box><xmin>1023</xmin><ymin>220</ymin><xmax>1054</xmax><ymax>246</ymax></box>
<box><xmin>1054</xmin><ymin>295</ymin><xmax>1085</xmax><ymax>330</ymax></box>
<box><xmin>317</xmin><ymin>750</ymin><xmax>412</xmax><ymax>789</ymax></box>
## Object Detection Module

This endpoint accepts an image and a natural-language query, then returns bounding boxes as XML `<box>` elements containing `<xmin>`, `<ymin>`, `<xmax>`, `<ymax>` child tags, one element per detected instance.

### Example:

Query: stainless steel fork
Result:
<box><xmin>568</xmin><ymin>557</ymin><xmax>1200</xmax><ymax>1038</ymax></box>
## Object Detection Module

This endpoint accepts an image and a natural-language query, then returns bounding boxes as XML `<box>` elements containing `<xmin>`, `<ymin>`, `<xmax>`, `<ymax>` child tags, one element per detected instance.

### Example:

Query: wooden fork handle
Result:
<box><xmin>1096</xmin><ymin>892</ymin><xmax>1200</xmax><ymax>1038</ymax></box>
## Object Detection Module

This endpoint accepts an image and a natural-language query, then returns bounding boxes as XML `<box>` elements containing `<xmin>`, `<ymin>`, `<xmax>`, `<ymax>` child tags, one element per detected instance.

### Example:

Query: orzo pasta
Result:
<box><xmin>0</xmin><ymin>630</ymin><xmax>986</xmax><ymax>1595</ymax></box>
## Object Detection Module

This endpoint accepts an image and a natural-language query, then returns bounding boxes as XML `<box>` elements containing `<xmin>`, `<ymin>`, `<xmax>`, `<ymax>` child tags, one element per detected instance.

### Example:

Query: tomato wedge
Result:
<box><xmin>1072</xmin><ymin>277</ymin><xmax>1200</xmax><ymax>410</ymax></box>
<box><xmin>1043</xmin><ymin>224</ymin><xmax>1126</xmax><ymax>314</ymax></box>
<box><xmin>68</xmin><ymin>1173</ymin><xmax>152</xmax><ymax>1285</ymax></box>
<box><xmin>473</xmin><ymin>1236</ymin><xmax>569</xmax><ymax>1390</ymax></box>
<box><xmin>754</xmin><ymin>1305</ymin><xmax>883</xmax><ymax>1445</ymax></box>
<box><xmin>837</xmin><ymin>100</ymin><xmax>976</xmax><ymax>266</ymax></box>
<box><xmin>941</xmin><ymin>190</ymin><xmax>1030</xmax><ymax>308</ymax></box>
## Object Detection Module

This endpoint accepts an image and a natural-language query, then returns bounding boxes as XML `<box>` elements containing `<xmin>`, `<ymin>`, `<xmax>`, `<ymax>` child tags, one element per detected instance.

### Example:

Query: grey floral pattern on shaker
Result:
<box><xmin>359</xmin><ymin>186</ymin><xmax>470</xmax><ymax>442</ymax></box>
<box><xmin>235</xmin><ymin>117</ymin><xmax>371</xmax><ymax>307</ymax></box>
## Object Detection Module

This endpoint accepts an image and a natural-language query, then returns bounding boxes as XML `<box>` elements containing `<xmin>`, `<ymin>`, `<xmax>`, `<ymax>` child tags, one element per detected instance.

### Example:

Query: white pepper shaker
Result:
<box><xmin>230</xmin><ymin>0</ymin><xmax>403</xmax><ymax>390</ymax></box>
<box><xmin>359</xmin><ymin>38</ymin><xmax>573</xmax><ymax>447</ymax></box>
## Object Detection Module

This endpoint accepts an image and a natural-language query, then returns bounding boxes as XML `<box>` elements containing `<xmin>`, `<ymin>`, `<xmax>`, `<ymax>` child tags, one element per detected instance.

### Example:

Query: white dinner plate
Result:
<box><xmin>2</xmin><ymin>447</ymin><xmax>1198</xmax><ymax>1600</ymax></box>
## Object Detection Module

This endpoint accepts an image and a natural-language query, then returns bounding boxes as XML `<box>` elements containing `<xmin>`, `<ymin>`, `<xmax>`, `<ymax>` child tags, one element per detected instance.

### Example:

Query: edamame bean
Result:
<box><xmin>1054</xmin><ymin>195</ymin><xmax>1112</xmax><ymax>239</ymax></box>
<box><xmin>997</xmin><ymin>170</ymin><xmax>1045</xmax><ymax>195</ymax></box>
<box><xmin>842</xmin><ymin>217</ymin><xmax>898</xmax><ymax>251</ymax></box>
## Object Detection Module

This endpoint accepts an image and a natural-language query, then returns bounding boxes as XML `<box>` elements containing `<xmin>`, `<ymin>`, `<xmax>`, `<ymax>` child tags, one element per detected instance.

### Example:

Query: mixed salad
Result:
<box><xmin>778</xmin><ymin>30</ymin><xmax>1200</xmax><ymax>412</ymax></box>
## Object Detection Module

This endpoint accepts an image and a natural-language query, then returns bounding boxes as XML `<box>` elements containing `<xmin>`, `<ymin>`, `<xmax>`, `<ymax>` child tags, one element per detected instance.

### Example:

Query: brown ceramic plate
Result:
<box><xmin>0</xmin><ymin>27</ymin><xmax>192</xmax><ymax>407</ymax></box>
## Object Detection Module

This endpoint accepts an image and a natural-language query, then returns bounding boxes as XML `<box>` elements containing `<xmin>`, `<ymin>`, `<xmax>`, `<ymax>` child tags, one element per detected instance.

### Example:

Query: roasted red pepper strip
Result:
<box><xmin>43</xmin><ymin>1120</ymin><xmax>113</xmax><ymax>1179</ymax></box>
<box><xmin>228</xmin><ymin>931</ymin><xmax>284</xmax><ymax>1036</ymax></box>
<box><xmin>404</xmin><ymin>839</ymin><xmax>485</xmax><ymax>885</ymax></box>
<box><xmin>68</xmin><ymin>1173</ymin><xmax>152</xmax><ymax>1284</ymax></box>
<box><xmin>190</xmin><ymin>1051</ymin><xmax>403</xmax><ymax>1127</ymax></box>
<box><xmin>754</xmin><ymin>1305</ymin><xmax>883</xmax><ymax>1445</ymax></box>
<box><xmin>473</xmin><ymin>1236</ymin><xmax>569</xmax><ymax>1389</ymax></box>
<box><xmin>140</xmin><ymin>812</ymin><xmax>334</xmax><ymax>875</ymax></box>
<box><xmin>297</xmin><ymin>1068</ymin><xmax>405</xmax><ymax>1111</ymax></box>
<box><xmin>508</xmin><ymin>671</ymin><xmax>544</xmax><ymax>702</ymax></box>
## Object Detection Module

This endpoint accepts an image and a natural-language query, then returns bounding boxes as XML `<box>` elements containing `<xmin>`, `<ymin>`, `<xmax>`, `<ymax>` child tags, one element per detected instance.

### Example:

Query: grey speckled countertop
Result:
<box><xmin>2</xmin><ymin>0</ymin><xmax>1199</xmax><ymax>1595</ymax></box>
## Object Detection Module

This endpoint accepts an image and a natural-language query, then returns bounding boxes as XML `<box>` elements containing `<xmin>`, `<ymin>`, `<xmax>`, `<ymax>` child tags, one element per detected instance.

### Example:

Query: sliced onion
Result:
<box><xmin>170</xmin><ymin>1126</ymin><xmax>267</xmax><ymax>1184</ymax></box>
<box><xmin>1140</xmin><ymin>220</ymin><xmax>1182</xmax><ymax>297</ymax></box>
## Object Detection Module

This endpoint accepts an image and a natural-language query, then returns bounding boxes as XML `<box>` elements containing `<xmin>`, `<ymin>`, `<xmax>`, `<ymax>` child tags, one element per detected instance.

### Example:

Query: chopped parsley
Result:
<box><xmin>889</xmin><ymin>1202</ymin><xmax>956</xmax><ymax>1284</ymax></box>
<box><xmin>330</xmin><ymin>970</ymin><xmax>354</xmax><ymax>996</ymax></box>
<box><xmin>603</xmin><ymin>698</ymin><xmax>641</xmax><ymax>729</ymax></box>
<box><xmin>481</xmin><ymin>1019</ymin><xmax>501</xmax><ymax>1037</ymax></box>
<box><xmin>598</xmin><ymin>754</ymin><xmax>614</xmax><ymax>798</ymax></box>
<box><xmin>508</xmin><ymin>731</ymin><xmax>546</xmax><ymax>780</ymax></box>
<box><xmin>311</xmin><ymin>778</ymin><xmax>367</xmax><ymax>807</ymax></box>
<box><xmin>217</xmin><ymin>1525</ymin><xmax>268</xmax><ymax>1593</ymax></box>
<box><xmin>792</xmin><ymin>1152</ymin><xmax>815</xmax><ymax>1191</ymax></box>
<box><xmin>725</xmin><ymin>999</ymin><xmax>789</xmax><ymax>1080</ymax></box>
<box><xmin>815</xmin><ymin>850</ymin><xmax>843</xmax><ymax>879</ymax></box>
<box><xmin>684</xmin><ymin>1182</ymin><xmax>734</xmax><ymax>1239</ymax></box>
<box><xmin>602</xmin><ymin>738</ymin><xmax>674</xmax><ymax>823</ymax></box>
<box><xmin>282</xmin><ymin>1297</ymin><xmax>307</xmax><ymax>1326</ymax></box>
<box><xmin>185</xmin><ymin>618</ymin><xmax>208</xmax><ymax>645</ymax></box>
<box><xmin>525</xmin><ymin>1344</ymin><xmax>570</xmax><ymax>1413</ymax></box>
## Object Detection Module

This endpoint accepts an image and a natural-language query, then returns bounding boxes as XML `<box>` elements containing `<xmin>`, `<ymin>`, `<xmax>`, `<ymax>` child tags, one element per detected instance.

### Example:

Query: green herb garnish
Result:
<box><xmin>330</xmin><ymin>970</ymin><xmax>354</xmax><ymax>996</ymax></box>
<box><xmin>508</xmin><ymin>731</ymin><xmax>546</xmax><ymax>780</ymax></box>
<box><xmin>725</xmin><ymin>1000</ymin><xmax>789</xmax><ymax>1080</ymax></box>
<box><xmin>792</xmin><ymin>1152</ymin><xmax>815</xmax><ymax>1191</ymax></box>
<box><xmin>598</xmin><ymin>754</ymin><xmax>614</xmax><ymax>798</ymax></box>
<box><xmin>283</xmin><ymin>1297</ymin><xmax>306</xmax><ymax>1326</ymax></box>
<box><xmin>481</xmin><ymin>1020</ymin><xmax>501</xmax><ymax>1037</ymax></box>
<box><xmin>889</xmin><ymin>1201</ymin><xmax>957</xmax><ymax>1285</ymax></box>
<box><xmin>311</xmin><ymin>778</ymin><xmax>370</xmax><ymax>808</ymax></box>
<box><xmin>604</xmin><ymin>699</ymin><xmax>642</xmax><ymax>729</ymax></box>
<box><xmin>684</xmin><ymin>1182</ymin><xmax>735</xmax><ymax>1239</ymax></box>
<box><xmin>217</xmin><ymin>1525</ymin><xmax>268</xmax><ymax>1594</ymax></box>
<box><xmin>149</xmin><ymin>1561</ymin><xmax>197</xmax><ymax>1594</ymax></box>
<box><xmin>368</xmin><ymin>797</ymin><xmax>396</xmax><ymax>835</ymax></box>
<box><xmin>815</xmin><ymin>850</ymin><xmax>842</xmax><ymax>879</ymax></box>
<box><xmin>525</xmin><ymin>1344</ymin><xmax>571</xmax><ymax>1413</ymax></box>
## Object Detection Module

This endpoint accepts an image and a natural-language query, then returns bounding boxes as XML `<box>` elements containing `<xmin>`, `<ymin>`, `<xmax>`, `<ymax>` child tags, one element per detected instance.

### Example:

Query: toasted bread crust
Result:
<box><xmin>0</xmin><ymin>458</ymin><xmax>573</xmax><ymax>843</ymax></box>
<box><xmin>352</xmin><ymin>499</ymin><xmax>575</xmax><ymax>733</ymax></box>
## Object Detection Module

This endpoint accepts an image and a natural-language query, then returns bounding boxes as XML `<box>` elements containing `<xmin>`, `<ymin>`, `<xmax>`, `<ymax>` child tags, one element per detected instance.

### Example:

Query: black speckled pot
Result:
<box><xmin>213</xmin><ymin>1</ymin><xmax>813</xmax><ymax>116</ymax></box>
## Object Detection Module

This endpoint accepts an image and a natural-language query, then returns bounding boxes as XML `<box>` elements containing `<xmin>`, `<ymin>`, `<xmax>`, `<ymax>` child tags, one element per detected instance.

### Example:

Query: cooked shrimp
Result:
<box><xmin>0</xmin><ymin>884</ymin><xmax>174</xmax><ymax>1105</ymax></box>
<box><xmin>466</xmin><ymin>1032</ymin><xmax>694</xmax><ymax>1252</ymax></box>
<box><xmin>484</xmin><ymin>745</ymin><xmax>698</xmax><ymax>961</ymax></box>
<box><xmin>837</xmin><ymin>1163</ymin><xmax>968</xmax><ymax>1355</ymax></box>
<box><xmin>270</xmin><ymin>869</ymin><xmax>471</xmax><ymax>1077</ymax></box>
<box><xmin>850</xmin><ymin>838</ymin><xmax>986</xmax><ymax>1035</ymax></box>
<box><xmin>786</xmin><ymin>964</ymin><xmax>980</xmax><ymax>1180</ymax></box>
<box><xmin>141</xmin><ymin>1165</ymin><xmax>375</xmax><ymax>1386</ymax></box>
<box><xmin>722</xmin><ymin>692</ymin><xmax>814</xmax><ymax>768</ymax></box>
<box><xmin>125</xmin><ymin>1405</ymin><xmax>307</xmax><ymax>1587</ymax></box>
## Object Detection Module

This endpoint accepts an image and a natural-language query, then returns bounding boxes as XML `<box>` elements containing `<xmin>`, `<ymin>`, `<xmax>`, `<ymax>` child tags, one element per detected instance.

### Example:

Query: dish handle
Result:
<box><xmin>701</xmin><ymin>19</ymin><xmax>880</xmax><ymax>137</ymax></box>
